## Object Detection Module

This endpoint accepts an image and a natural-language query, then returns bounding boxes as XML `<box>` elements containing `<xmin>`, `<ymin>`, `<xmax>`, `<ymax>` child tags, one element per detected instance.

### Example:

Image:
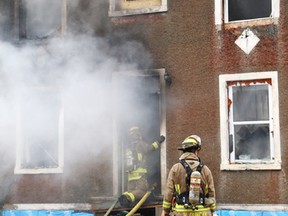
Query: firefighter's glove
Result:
<box><xmin>205</xmin><ymin>198</ymin><xmax>214</xmax><ymax>206</ymax></box>
<box><xmin>152</xmin><ymin>135</ymin><xmax>165</xmax><ymax>149</ymax></box>
<box><xmin>205</xmin><ymin>197</ymin><xmax>216</xmax><ymax>212</ymax></box>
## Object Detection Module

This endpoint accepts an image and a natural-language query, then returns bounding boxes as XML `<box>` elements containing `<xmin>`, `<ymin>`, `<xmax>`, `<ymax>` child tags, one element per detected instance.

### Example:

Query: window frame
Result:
<box><xmin>14</xmin><ymin>86</ymin><xmax>64</xmax><ymax>174</ymax></box>
<box><xmin>109</xmin><ymin>0</ymin><xmax>167</xmax><ymax>17</ymax></box>
<box><xmin>18</xmin><ymin>0</ymin><xmax>67</xmax><ymax>39</ymax></box>
<box><xmin>219</xmin><ymin>71</ymin><xmax>281</xmax><ymax>171</ymax></box>
<box><xmin>214</xmin><ymin>0</ymin><xmax>280</xmax><ymax>30</ymax></box>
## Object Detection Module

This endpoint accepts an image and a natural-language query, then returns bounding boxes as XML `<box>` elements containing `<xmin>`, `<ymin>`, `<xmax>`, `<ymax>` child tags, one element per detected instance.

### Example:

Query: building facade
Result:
<box><xmin>0</xmin><ymin>0</ymin><xmax>288</xmax><ymax>215</ymax></box>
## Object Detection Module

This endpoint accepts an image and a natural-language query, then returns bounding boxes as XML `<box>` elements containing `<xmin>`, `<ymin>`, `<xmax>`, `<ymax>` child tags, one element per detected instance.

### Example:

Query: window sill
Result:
<box><xmin>220</xmin><ymin>161</ymin><xmax>281</xmax><ymax>171</ymax></box>
<box><xmin>14</xmin><ymin>167</ymin><xmax>63</xmax><ymax>174</ymax></box>
<box><xmin>109</xmin><ymin>5</ymin><xmax>167</xmax><ymax>17</ymax></box>
<box><xmin>224</xmin><ymin>17</ymin><xmax>278</xmax><ymax>30</ymax></box>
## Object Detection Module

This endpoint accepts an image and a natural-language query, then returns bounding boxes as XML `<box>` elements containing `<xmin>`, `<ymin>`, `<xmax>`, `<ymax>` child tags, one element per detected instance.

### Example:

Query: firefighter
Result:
<box><xmin>162</xmin><ymin>135</ymin><xmax>216</xmax><ymax>216</ymax></box>
<box><xmin>118</xmin><ymin>126</ymin><xmax>165</xmax><ymax>207</ymax></box>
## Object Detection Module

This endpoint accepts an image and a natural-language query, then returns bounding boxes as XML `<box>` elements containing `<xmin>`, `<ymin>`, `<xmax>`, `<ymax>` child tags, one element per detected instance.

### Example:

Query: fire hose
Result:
<box><xmin>103</xmin><ymin>191</ymin><xmax>152</xmax><ymax>216</ymax></box>
<box><xmin>125</xmin><ymin>183</ymin><xmax>157</xmax><ymax>216</ymax></box>
<box><xmin>125</xmin><ymin>190</ymin><xmax>152</xmax><ymax>216</ymax></box>
<box><xmin>104</xmin><ymin>184</ymin><xmax>156</xmax><ymax>216</ymax></box>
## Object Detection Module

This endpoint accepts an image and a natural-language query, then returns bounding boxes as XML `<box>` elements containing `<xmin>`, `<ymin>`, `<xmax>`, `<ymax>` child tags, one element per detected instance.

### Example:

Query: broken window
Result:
<box><xmin>229</xmin><ymin>82</ymin><xmax>271</xmax><ymax>161</ymax></box>
<box><xmin>219</xmin><ymin>72</ymin><xmax>281</xmax><ymax>170</ymax></box>
<box><xmin>15</xmin><ymin>86</ymin><xmax>64</xmax><ymax>174</ymax></box>
<box><xmin>109</xmin><ymin>0</ymin><xmax>167</xmax><ymax>17</ymax></box>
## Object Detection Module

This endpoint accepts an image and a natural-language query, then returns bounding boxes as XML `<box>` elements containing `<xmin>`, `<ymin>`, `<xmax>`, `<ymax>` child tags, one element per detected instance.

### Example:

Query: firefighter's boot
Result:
<box><xmin>118</xmin><ymin>194</ymin><xmax>132</xmax><ymax>208</ymax></box>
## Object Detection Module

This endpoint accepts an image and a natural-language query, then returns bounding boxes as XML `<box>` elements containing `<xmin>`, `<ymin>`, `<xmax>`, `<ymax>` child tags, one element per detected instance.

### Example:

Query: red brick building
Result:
<box><xmin>0</xmin><ymin>0</ymin><xmax>288</xmax><ymax>215</ymax></box>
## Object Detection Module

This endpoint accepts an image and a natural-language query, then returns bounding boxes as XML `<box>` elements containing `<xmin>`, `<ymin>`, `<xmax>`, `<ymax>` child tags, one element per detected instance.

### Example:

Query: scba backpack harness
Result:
<box><xmin>175</xmin><ymin>159</ymin><xmax>206</xmax><ymax>210</ymax></box>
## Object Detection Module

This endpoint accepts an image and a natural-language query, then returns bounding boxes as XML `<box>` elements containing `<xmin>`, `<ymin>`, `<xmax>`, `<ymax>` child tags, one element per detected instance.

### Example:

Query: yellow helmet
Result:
<box><xmin>129</xmin><ymin>126</ymin><xmax>142</xmax><ymax>141</ymax></box>
<box><xmin>178</xmin><ymin>135</ymin><xmax>201</xmax><ymax>151</ymax></box>
<box><xmin>129</xmin><ymin>126</ymin><xmax>140</xmax><ymax>135</ymax></box>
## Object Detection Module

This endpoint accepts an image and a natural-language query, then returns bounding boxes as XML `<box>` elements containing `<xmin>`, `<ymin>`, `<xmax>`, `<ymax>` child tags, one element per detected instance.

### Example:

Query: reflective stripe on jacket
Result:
<box><xmin>172</xmin><ymin>203</ymin><xmax>211</xmax><ymax>213</ymax></box>
<box><xmin>128</xmin><ymin>167</ymin><xmax>147</xmax><ymax>181</ymax></box>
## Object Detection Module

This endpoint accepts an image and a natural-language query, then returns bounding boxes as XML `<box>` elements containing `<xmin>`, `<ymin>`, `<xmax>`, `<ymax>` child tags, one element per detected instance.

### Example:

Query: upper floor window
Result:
<box><xmin>14</xmin><ymin>86</ymin><xmax>64</xmax><ymax>174</ymax></box>
<box><xmin>19</xmin><ymin>0</ymin><xmax>66</xmax><ymax>39</ymax></box>
<box><xmin>226</xmin><ymin>0</ymin><xmax>272</xmax><ymax>22</ymax></box>
<box><xmin>0</xmin><ymin>0</ymin><xmax>14</xmax><ymax>41</ymax></box>
<box><xmin>215</xmin><ymin>0</ymin><xmax>280</xmax><ymax>29</ymax></box>
<box><xmin>109</xmin><ymin>0</ymin><xmax>167</xmax><ymax>17</ymax></box>
<box><xmin>219</xmin><ymin>71</ymin><xmax>281</xmax><ymax>170</ymax></box>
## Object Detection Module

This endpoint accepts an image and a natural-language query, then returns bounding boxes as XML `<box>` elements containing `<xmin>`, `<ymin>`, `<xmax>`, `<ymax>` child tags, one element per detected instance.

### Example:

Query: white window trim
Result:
<box><xmin>214</xmin><ymin>0</ymin><xmax>280</xmax><ymax>30</ymax></box>
<box><xmin>219</xmin><ymin>71</ymin><xmax>281</xmax><ymax>171</ymax></box>
<box><xmin>14</xmin><ymin>88</ymin><xmax>64</xmax><ymax>175</ymax></box>
<box><xmin>112</xmin><ymin>68</ymin><xmax>167</xmax><ymax>196</ymax></box>
<box><xmin>109</xmin><ymin>0</ymin><xmax>167</xmax><ymax>17</ymax></box>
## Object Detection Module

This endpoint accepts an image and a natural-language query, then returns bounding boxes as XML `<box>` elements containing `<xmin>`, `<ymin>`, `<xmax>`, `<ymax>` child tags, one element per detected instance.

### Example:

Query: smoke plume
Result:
<box><xmin>0</xmin><ymin>0</ymin><xmax>154</xmax><ymax>201</ymax></box>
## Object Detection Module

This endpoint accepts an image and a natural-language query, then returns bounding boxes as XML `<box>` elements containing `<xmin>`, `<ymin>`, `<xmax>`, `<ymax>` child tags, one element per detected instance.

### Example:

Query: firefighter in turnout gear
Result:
<box><xmin>162</xmin><ymin>135</ymin><xmax>216</xmax><ymax>216</ymax></box>
<box><xmin>118</xmin><ymin>126</ymin><xmax>165</xmax><ymax>207</ymax></box>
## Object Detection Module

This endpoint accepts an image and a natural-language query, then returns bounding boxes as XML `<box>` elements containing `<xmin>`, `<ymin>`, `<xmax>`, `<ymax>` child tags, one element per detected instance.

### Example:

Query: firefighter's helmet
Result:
<box><xmin>129</xmin><ymin>126</ymin><xmax>142</xmax><ymax>140</ymax></box>
<box><xmin>129</xmin><ymin>126</ymin><xmax>140</xmax><ymax>136</ymax></box>
<box><xmin>178</xmin><ymin>135</ymin><xmax>202</xmax><ymax>151</ymax></box>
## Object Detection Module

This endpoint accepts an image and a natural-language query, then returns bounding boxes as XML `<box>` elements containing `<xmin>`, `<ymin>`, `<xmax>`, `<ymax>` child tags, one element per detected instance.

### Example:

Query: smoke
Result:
<box><xmin>0</xmin><ymin>0</ymin><xmax>155</xmax><ymax>201</ymax></box>
<box><xmin>0</xmin><ymin>36</ymin><xmax>153</xmax><ymax>149</ymax></box>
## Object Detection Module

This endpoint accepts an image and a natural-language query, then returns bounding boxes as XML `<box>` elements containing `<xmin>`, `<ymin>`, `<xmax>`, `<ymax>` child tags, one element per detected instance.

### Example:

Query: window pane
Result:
<box><xmin>234</xmin><ymin>124</ymin><xmax>270</xmax><ymax>160</ymax></box>
<box><xmin>228</xmin><ymin>0</ymin><xmax>272</xmax><ymax>22</ymax></box>
<box><xmin>232</xmin><ymin>85</ymin><xmax>269</xmax><ymax>121</ymax></box>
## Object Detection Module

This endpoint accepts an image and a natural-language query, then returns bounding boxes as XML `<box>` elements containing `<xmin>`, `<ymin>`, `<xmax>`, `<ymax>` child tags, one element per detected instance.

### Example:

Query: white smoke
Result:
<box><xmin>0</xmin><ymin>34</ymin><xmax>152</xmax><ymax>153</ymax></box>
<box><xmin>0</xmin><ymin>0</ymin><xmax>154</xmax><ymax>201</ymax></box>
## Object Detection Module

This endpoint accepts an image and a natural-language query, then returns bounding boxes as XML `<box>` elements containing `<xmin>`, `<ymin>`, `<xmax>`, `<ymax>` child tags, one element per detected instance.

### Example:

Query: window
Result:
<box><xmin>109</xmin><ymin>0</ymin><xmax>167</xmax><ymax>17</ymax></box>
<box><xmin>112</xmin><ymin>69</ymin><xmax>167</xmax><ymax>195</ymax></box>
<box><xmin>219</xmin><ymin>71</ymin><xmax>281</xmax><ymax>170</ymax></box>
<box><xmin>15</xmin><ymin>86</ymin><xmax>64</xmax><ymax>174</ymax></box>
<box><xmin>0</xmin><ymin>0</ymin><xmax>14</xmax><ymax>41</ymax></box>
<box><xmin>19</xmin><ymin>0</ymin><xmax>66</xmax><ymax>39</ymax></box>
<box><xmin>226</xmin><ymin>0</ymin><xmax>272</xmax><ymax>22</ymax></box>
<box><xmin>214</xmin><ymin>0</ymin><xmax>279</xmax><ymax>29</ymax></box>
